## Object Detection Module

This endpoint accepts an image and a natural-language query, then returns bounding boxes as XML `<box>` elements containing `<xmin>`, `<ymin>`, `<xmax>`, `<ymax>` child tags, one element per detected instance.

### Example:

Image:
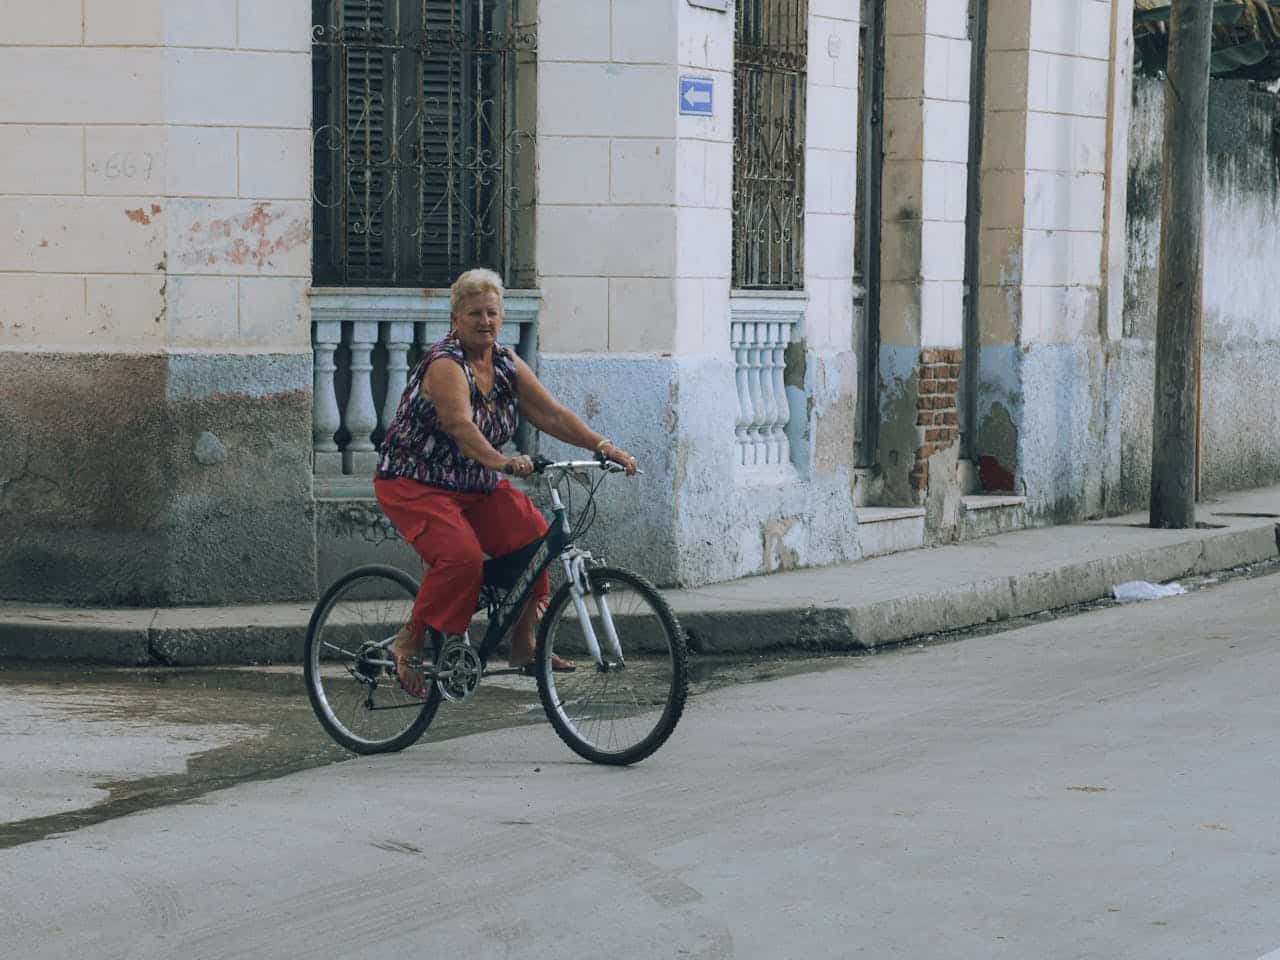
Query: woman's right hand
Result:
<box><xmin>503</xmin><ymin>454</ymin><xmax>535</xmax><ymax>478</ymax></box>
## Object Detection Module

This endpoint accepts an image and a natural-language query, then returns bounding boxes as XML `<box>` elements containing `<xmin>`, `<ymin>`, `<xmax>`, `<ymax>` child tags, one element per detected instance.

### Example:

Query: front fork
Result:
<box><xmin>560</xmin><ymin>550</ymin><xmax>625</xmax><ymax>669</ymax></box>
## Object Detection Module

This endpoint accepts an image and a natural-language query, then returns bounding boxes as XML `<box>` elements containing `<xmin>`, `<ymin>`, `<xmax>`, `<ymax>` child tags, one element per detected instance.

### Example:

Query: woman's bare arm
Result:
<box><xmin>422</xmin><ymin>360</ymin><xmax>510</xmax><ymax>471</ymax></box>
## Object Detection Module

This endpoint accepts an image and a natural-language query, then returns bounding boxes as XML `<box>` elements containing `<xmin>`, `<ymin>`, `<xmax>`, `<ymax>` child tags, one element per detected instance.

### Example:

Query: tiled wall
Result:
<box><xmin>803</xmin><ymin>0</ymin><xmax>858</xmax><ymax>353</ymax></box>
<box><xmin>0</xmin><ymin>1</ymin><xmax>312</xmax><ymax>353</ymax></box>
<box><xmin>880</xmin><ymin>0</ymin><xmax>972</xmax><ymax>355</ymax></box>
<box><xmin>980</xmin><ymin>0</ymin><xmax>1115</xmax><ymax>349</ymax></box>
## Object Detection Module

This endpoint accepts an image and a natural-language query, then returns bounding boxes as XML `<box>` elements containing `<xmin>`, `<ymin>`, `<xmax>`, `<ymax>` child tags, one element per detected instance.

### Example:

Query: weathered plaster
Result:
<box><xmin>537</xmin><ymin>351</ymin><xmax>860</xmax><ymax>588</ymax></box>
<box><xmin>1122</xmin><ymin>77</ymin><xmax>1280</xmax><ymax>510</ymax></box>
<box><xmin>0</xmin><ymin>352</ymin><xmax>316</xmax><ymax>605</ymax></box>
<box><xmin>875</xmin><ymin>345</ymin><xmax>922</xmax><ymax>505</ymax></box>
<box><xmin>973</xmin><ymin>344</ymin><xmax>1021</xmax><ymax>489</ymax></box>
<box><xmin>316</xmin><ymin>497</ymin><xmax>421</xmax><ymax>593</ymax></box>
<box><xmin>1017</xmin><ymin>342</ymin><xmax>1113</xmax><ymax>522</ymax></box>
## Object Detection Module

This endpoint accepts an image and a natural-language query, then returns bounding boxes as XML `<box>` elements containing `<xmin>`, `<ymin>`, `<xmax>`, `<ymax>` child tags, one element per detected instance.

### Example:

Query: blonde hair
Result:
<box><xmin>449</xmin><ymin>268</ymin><xmax>505</xmax><ymax>317</ymax></box>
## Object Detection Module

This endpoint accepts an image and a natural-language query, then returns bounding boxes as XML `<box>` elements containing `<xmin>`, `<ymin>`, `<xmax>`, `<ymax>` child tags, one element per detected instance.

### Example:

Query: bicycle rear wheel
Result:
<box><xmin>535</xmin><ymin>566</ymin><xmax>687</xmax><ymax>765</ymax></box>
<box><xmin>304</xmin><ymin>565</ymin><xmax>443</xmax><ymax>754</ymax></box>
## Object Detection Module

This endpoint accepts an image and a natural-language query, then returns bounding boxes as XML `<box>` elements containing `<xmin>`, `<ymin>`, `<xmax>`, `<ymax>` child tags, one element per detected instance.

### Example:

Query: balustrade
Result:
<box><xmin>730</xmin><ymin>297</ymin><xmax>801</xmax><ymax>469</ymax></box>
<box><xmin>311</xmin><ymin>289</ymin><xmax>539</xmax><ymax>491</ymax></box>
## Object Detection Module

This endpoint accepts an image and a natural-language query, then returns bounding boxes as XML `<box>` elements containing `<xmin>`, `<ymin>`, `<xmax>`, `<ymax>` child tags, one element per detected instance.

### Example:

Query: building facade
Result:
<box><xmin>2</xmin><ymin>0</ymin><xmax>1277</xmax><ymax>606</ymax></box>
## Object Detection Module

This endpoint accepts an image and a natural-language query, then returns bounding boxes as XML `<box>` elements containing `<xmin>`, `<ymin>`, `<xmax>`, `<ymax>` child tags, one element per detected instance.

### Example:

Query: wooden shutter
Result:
<box><xmin>312</xmin><ymin>0</ymin><xmax>513</xmax><ymax>286</ymax></box>
<box><xmin>414</xmin><ymin>0</ymin><xmax>464</xmax><ymax>283</ymax></box>
<box><xmin>341</xmin><ymin>0</ymin><xmax>392</xmax><ymax>283</ymax></box>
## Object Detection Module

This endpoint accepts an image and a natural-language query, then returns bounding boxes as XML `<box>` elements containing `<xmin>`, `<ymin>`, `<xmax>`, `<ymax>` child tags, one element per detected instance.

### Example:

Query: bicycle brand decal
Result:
<box><xmin>495</xmin><ymin>539</ymin><xmax>552</xmax><ymax>629</ymax></box>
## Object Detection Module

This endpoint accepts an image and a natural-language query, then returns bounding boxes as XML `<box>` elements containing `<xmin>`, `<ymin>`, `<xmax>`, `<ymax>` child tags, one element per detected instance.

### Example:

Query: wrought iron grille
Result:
<box><xmin>732</xmin><ymin>0</ymin><xmax>808</xmax><ymax>290</ymax></box>
<box><xmin>311</xmin><ymin>0</ymin><xmax>535</xmax><ymax>287</ymax></box>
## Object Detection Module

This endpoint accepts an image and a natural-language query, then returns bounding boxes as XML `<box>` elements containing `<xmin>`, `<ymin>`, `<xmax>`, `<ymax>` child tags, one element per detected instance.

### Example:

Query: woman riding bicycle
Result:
<box><xmin>374</xmin><ymin>268</ymin><xmax>638</xmax><ymax>696</ymax></box>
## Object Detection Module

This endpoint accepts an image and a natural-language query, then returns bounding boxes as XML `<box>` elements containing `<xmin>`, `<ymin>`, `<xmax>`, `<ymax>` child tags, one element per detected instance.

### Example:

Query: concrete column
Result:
<box><xmin>974</xmin><ymin>0</ymin><xmax>1119</xmax><ymax>520</ymax></box>
<box><xmin>876</xmin><ymin>0</ymin><xmax>971</xmax><ymax>512</ymax></box>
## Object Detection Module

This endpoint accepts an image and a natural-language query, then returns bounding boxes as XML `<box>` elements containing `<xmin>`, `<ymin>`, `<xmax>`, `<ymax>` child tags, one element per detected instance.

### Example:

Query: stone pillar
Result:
<box><xmin>974</xmin><ymin>0</ymin><xmax>1120</xmax><ymax>519</ymax></box>
<box><xmin>0</xmin><ymin>1</ymin><xmax>316</xmax><ymax>604</ymax></box>
<box><xmin>877</xmin><ymin>0</ymin><xmax>972</xmax><ymax>512</ymax></box>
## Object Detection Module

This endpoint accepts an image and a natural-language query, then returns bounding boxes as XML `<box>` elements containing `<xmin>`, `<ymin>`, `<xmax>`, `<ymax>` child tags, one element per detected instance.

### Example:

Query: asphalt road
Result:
<box><xmin>2</xmin><ymin>572</ymin><xmax>1278</xmax><ymax>959</ymax></box>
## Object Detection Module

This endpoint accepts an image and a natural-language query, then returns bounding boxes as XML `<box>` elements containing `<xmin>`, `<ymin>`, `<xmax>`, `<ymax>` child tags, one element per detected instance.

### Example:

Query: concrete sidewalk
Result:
<box><xmin>2</xmin><ymin>486</ymin><xmax>1277</xmax><ymax>666</ymax></box>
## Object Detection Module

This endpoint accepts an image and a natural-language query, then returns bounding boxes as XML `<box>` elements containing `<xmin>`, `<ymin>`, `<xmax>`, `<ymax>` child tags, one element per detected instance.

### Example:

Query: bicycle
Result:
<box><xmin>303</xmin><ymin>454</ymin><xmax>688</xmax><ymax>765</ymax></box>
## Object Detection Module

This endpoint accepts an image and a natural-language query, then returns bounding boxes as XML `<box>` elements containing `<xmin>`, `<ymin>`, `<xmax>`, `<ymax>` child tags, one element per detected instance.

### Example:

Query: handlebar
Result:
<box><xmin>503</xmin><ymin>453</ymin><xmax>632</xmax><ymax>476</ymax></box>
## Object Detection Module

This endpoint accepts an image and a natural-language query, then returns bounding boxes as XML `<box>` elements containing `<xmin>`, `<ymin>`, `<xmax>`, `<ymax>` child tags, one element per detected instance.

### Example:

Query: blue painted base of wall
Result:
<box><xmin>974</xmin><ymin>342</ymin><xmax>1120</xmax><ymax>523</ymax></box>
<box><xmin>537</xmin><ymin>351</ymin><xmax>861</xmax><ymax>588</ymax></box>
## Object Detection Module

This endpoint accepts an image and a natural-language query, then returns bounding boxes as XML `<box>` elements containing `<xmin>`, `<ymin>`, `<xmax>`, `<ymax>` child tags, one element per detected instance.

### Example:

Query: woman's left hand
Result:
<box><xmin>601</xmin><ymin>442</ymin><xmax>639</xmax><ymax>476</ymax></box>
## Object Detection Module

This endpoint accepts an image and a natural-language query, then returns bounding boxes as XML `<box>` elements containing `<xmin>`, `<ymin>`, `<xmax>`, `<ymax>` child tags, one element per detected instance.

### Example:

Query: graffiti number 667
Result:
<box><xmin>95</xmin><ymin>153</ymin><xmax>156</xmax><ymax>180</ymax></box>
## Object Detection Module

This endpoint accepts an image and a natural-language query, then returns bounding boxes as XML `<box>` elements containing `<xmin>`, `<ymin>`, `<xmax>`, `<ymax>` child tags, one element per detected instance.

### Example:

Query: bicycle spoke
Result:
<box><xmin>537</xmin><ymin>568</ymin><xmax>687</xmax><ymax>764</ymax></box>
<box><xmin>322</xmin><ymin>641</ymin><xmax>360</xmax><ymax>660</ymax></box>
<box><xmin>304</xmin><ymin>567</ymin><xmax>443</xmax><ymax>754</ymax></box>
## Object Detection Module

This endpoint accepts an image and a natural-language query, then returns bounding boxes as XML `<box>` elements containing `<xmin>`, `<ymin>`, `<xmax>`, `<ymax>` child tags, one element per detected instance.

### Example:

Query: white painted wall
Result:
<box><xmin>0</xmin><ymin>1</ymin><xmax>312</xmax><ymax>354</ymax></box>
<box><xmin>535</xmin><ymin>0</ymin><xmax>741</xmax><ymax>358</ymax></box>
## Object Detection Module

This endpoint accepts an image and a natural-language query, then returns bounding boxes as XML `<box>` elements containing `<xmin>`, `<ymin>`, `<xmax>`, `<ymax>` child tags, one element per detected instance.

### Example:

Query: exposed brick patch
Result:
<box><xmin>911</xmin><ymin>348</ymin><xmax>963</xmax><ymax>490</ymax></box>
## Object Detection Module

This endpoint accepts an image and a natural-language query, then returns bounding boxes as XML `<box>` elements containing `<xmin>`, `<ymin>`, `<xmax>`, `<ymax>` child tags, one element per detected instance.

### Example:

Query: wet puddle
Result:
<box><xmin>0</xmin><ymin>654</ymin><xmax>843</xmax><ymax>849</ymax></box>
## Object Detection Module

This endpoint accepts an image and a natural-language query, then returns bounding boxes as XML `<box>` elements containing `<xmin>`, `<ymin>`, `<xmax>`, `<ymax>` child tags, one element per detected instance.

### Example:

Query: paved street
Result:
<box><xmin>2</xmin><ymin>572</ymin><xmax>1279</xmax><ymax>959</ymax></box>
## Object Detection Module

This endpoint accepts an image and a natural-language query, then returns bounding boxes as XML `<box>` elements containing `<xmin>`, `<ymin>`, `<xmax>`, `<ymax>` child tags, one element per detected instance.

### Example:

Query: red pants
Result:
<box><xmin>374</xmin><ymin>476</ymin><xmax>550</xmax><ymax>636</ymax></box>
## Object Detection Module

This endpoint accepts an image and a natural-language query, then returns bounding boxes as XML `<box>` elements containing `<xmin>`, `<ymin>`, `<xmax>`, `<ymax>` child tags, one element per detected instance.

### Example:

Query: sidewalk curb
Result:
<box><xmin>1</xmin><ymin>522</ymin><xmax>1276</xmax><ymax>667</ymax></box>
<box><xmin>0</xmin><ymin>618</ymin><xmax>154</xmax><ymax>666</ymax></box>
<box><xmin>679</xmin><ymin>523</ymin><xmax>1280</xmax><ymax>654</ymax></box>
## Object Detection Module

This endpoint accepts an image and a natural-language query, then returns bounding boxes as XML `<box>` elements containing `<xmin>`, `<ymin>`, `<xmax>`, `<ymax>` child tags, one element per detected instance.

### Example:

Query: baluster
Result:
<box><xmin>312</xmin><ymin>320</ymin><xmax>343</xmax><ymax>477</ymax></box>
<box><xmin>732</xmin><ymin>322</ymin><xmax>753</xmax><ymax>466</ymax></box>
<box><xmin>420</xmin><ymin>319</ymin><xmax>450</xmax><ymax>350</ymax></box>
<box><xmin>343</xmin><ymin>320</ymin><xmax>380</xmax><ymax>476</ymax></box>
<box><xmin>381</xmin><ymin>321</ymin><xmax>414</xmax><ymax>432</ymax></box>
<box><xmin>770</xmin><ymin>322</ymin><xmax>791</xmax><ymax>464</ymax></box>
<box><xmin>758</xmin><ymin>322</ymin><xmax>780</xmax><ymax>464</ymax></box>
<box><xmin>746</xmin><ymin>323</ymin><xmax>768</xmax><ymax>465</ymax></box>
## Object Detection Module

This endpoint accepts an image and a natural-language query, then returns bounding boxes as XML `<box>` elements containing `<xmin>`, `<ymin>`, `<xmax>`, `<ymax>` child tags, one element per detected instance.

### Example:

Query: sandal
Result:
<box><xmin>392</xmin><ymin>649</ymin><xmax>428</xmax><ymax>699</ymax></box>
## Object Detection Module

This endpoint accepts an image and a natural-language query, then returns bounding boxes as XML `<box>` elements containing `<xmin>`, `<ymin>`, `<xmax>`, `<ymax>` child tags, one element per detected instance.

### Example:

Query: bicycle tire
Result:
<box><xmin>304</xmin><ymin>564</ymin><xmax>443</xmax><ymax>754</ymax></box>
<box><xmin>534</xmin><ymin>566</ymin><xmax>688</xmax><ymax>765</ymax></box>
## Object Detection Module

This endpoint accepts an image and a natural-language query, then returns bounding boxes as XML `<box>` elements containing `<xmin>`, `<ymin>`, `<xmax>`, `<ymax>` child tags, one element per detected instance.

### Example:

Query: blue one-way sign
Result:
<box><xmin>679</xmin><ymin>76</ymin><xmax>714</xmax><ymax>116</ymax></box>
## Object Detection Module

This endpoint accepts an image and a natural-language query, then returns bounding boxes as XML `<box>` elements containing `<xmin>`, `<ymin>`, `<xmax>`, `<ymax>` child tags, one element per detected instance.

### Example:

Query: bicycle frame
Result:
<box><xmin>471</xmin><ymin>462</ymin><xmax>624</xmax><ymax>670</ymax></box>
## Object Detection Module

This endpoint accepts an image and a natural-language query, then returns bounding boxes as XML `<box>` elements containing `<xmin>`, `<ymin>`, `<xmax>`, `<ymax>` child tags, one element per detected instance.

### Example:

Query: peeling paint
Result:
<box><xmin>783</xmin><ymin>338</ymin><xmax>806</xmax><ymax>389</ymax></box>
<box><xmin>876</xmin><ymin>345</ymin><xmax>922</xmax><ymax>505</ymax></box>
<box><xmin>1123</xmin><ymin>77</ymin><xmax>1280</xmax><ymax>508</ymax></box>
<box><xmin>178</xmin><ymin>203</ymin><xmax>311</xmax><ymax>271</ymax></box>
<box><xmin>155</xmin><ymin>253</ymin><xmax>167</xmax><ymax>328</ymax></box>
<box><xmin>761</xmin><ymin>515</ymin><xmax>800</xmax><ymax>571</ymax></box>
<box><xmin>537</xmin><ymin>353</ymin><xmax>860</xmax><ymax>587</ymax></box>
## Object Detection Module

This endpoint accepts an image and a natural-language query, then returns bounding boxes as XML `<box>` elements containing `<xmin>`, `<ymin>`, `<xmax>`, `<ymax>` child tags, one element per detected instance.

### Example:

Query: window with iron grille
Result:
<box><xmin>311</xmin><ymin>0</ymin><xmax>534</xmax><ymax>287</ymax></box>
<box><xmin>733</xmin><ymin>0</ymin><xmax>808</xmax><ymax>290</ymax></box>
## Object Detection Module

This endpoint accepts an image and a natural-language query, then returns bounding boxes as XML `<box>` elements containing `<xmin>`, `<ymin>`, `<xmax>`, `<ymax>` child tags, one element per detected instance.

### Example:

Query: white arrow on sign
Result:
<box><xmin>682</xmin><ymin>85</ymin><xmax>712</xmax><ymax>107</ymax></box>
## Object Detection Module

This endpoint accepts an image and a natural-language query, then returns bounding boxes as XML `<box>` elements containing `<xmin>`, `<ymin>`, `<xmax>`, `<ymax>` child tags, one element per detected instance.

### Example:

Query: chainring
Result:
<box><xmin>435</xmin><ymin>638</ymin><xmax>483</xmax><ymax>703</ymax></box>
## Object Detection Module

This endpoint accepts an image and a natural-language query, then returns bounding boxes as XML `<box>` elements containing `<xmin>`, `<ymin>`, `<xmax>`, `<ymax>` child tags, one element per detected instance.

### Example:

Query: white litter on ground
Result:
<box><xmin>1112</xmin><ymin>580</ymin><xmax>1188</xmax><ymax>603</ymax></box>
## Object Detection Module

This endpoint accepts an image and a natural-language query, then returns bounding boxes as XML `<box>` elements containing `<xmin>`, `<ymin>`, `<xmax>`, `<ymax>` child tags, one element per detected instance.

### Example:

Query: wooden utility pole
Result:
<box><xmin>1150</xmin><ymin>0</ymin><xmax>1214</xmax><ymax>529</ymax></box>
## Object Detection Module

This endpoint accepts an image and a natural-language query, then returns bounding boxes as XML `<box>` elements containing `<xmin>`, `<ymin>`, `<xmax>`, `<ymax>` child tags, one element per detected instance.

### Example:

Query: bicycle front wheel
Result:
<box><xmin>535</xmin><ymin>566</ymin><xmax>688</xmax><ymax>765</ymax></box>
<box><xmin>304</xmin><ymin>565</ymin><xmax>443</xmax><ymax>754</ymax></box>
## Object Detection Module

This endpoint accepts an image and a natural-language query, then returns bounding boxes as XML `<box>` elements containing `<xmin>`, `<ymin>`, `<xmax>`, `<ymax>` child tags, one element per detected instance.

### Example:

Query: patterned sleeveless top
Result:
<box><xmin>376</xmin><ymin>334</ymin><xmax>520</xmax><ymax>494</ymax></box>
